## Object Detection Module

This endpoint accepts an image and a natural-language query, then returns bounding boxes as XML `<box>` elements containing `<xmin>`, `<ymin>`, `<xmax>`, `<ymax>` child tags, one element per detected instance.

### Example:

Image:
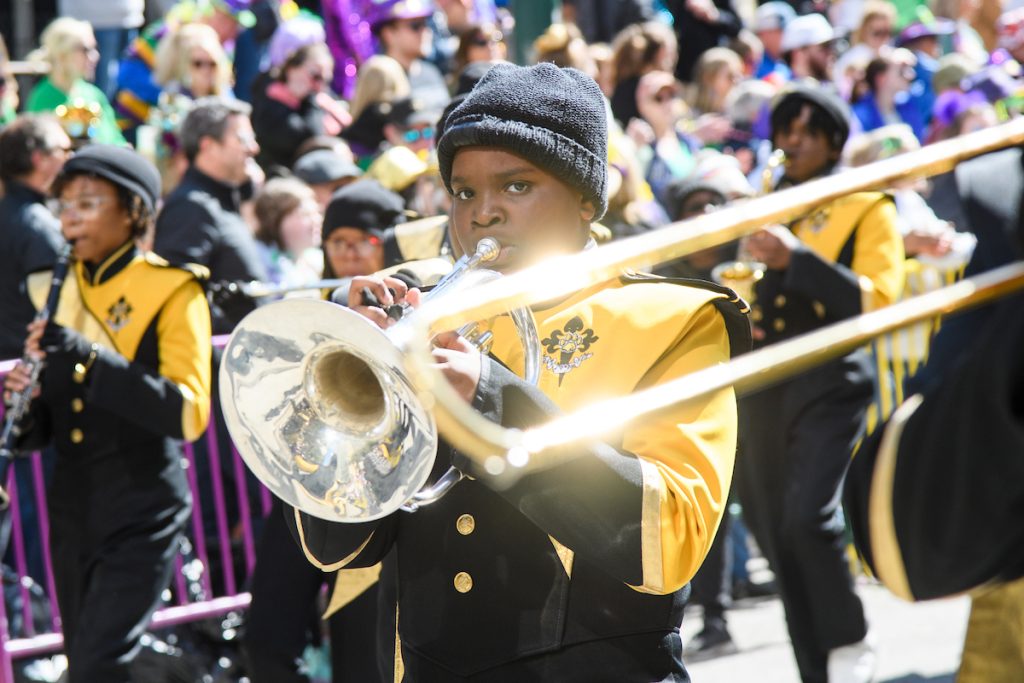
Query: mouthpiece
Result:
<box><xmin>475</xmin><ymin>238</ymin><xmax>500</xmax><ymax>263</ymax></box>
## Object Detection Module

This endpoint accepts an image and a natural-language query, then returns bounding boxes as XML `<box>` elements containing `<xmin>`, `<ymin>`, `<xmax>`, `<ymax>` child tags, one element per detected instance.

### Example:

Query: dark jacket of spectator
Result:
<box><xmin>250</xmin><ymin>73</ymin><xmax>335</xmax><ymax>176</ymax></box>
<box><xmin>154</xmin><ymin>166</ymin><xmax>268</xmax><ymax>333</ymax></box>
<box><xmin>564</xmin><ymin>0</ymin><xmax>654</xmax><ymax>44</ymax></box>
<box><xmin>0</xmin><ymin>181</ymin><xmax>64</xmax><ymax>359</ymax></box>
<box><xmin>665</xmin><ymin>0</ymin><xmax>743</xmax><ymax>83</ymax></box>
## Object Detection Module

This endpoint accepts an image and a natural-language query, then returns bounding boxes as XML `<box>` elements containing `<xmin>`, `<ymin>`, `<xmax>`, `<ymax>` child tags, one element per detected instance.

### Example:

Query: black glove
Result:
<box><xmin>206</xmin><ymin>280</ymin><xmax>258</xmax><ymax>328</ymax></box>
<box><xmin>39</xmin><ymin>320</ymin><xmax>92</xmax><ymax>361</ymax></box>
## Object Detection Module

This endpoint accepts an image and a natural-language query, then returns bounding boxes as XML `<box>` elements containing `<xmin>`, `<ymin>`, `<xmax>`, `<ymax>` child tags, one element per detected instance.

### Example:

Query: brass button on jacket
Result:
<box><xmin>453</xmin><ymin>571</ymin><xmax>473</xmax><ymax>593</ymax></box>
<box><xmin>773</xmin><ymin>318</ymin><xmax>786</xmax><ymax>332</ymax></box>
<box><xmin>70</xmin><ymin>428</ymin><xmax>84</xmax><ymax>444</ymax></box>
<box><xmin>774</xmin><ymin>294</ymin><xmax>787</xmax><ymax>308</ymax></box>
<box><xmin>71</xmin><ymin>398</ymin><xmax>84</xmax><ymax>413</ymax></box>
<box><xmin>456</xmin><ymin>514</ymin><xmax>475</xmax><ymax>536</ymax></box>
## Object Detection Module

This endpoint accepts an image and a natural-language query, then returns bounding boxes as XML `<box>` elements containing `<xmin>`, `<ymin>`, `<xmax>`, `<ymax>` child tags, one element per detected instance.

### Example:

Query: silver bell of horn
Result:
<box><xmin>218</xmin><ymin>238</ymin><xmax>540</xmax><ymax>522</ymax></box>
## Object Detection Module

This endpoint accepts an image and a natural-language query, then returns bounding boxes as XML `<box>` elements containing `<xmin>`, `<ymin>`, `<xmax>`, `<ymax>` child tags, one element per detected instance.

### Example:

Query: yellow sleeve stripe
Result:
<box><xmin>868</xmin><ymin>393</ymin><xmax>923</xmax><ymax>601</ymax></box>
<box><xmin>632</xmin><ymin>457</ymin><xmax>666</xmax><ymax>595</ymax></box>
<box><xmin>859</xmin><ymin>275</ymin><xmax>877</xmax><ymax>313</ymax></box>
<box><xmin>293</xmin><ymin>507</ymin><xmax>375</xmax><ymax>571</ymax></box>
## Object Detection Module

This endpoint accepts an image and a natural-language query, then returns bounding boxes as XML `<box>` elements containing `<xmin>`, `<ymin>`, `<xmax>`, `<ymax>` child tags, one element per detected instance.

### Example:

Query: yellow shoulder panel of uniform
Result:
<box><xmin>830</xmin><ymin>190</ymin><xmax>893</xmax><ymax>212</ymax></box>
<box><xmin>143</xmin><ymin>251</ymin><xmax>210</xmax><ymax>282</ymax></box>
<box><xmin>393</xmin><ymin>215</ymin><xmax>448</xmax><ymax>261</ymax></box>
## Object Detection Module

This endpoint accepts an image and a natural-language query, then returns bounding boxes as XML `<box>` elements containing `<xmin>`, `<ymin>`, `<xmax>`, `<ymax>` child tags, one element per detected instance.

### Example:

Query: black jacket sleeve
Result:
<box><xmin>783</xmin><ymin>245</ymin><xmax>864</xmax><ymax>319</ymax></box>
<box><xmin>463</xmin><ymin>357</ymin><xmax>649</xmax><ymax>585</ymax></box>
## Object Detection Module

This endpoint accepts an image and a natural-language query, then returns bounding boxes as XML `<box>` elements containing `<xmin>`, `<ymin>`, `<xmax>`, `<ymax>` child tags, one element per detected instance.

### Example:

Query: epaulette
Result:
<box><xmin>144</xmin><ymin>252</ymin><xmax>211</xmax><ymax>281</ymax></box>
<box><xmin>619</xmin><ymin>270</ymin><xmax>753</xmax><ymax>358</ymax></box>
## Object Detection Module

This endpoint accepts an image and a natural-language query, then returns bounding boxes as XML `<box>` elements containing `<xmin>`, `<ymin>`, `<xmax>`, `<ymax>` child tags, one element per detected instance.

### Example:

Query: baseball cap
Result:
<box><xmin>781</xmin><ymin>14</ymin><xmax>835</xmax><ymax>52</ymax></box>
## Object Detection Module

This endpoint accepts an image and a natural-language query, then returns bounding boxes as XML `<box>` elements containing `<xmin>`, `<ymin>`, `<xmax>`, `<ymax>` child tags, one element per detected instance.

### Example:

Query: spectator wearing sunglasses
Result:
<box><xmin>25</xmin><ymin>18</ymin><xmax>126</xmax><ymax>146</ymax></box>
<box><xmin>382</xmin><ymin>97</ymin><xmax>440</xmax><ymax>157</ymax></box>
<box><xmin>851</xmin><ymin>48</ymin><xmax>927</xmax><ymax>142</ymax></box>
<box><xmin>371</xmin><ymin>0</ymin><xmax>451</xmax><ymax>114</ymax></box>
<box><xmin>251</xmin><ymin>15</ymin><xmax>351</xmax><ymax>178</ymax></box>
<box><xmin>452</xmin><ymin>23</ymin><xmax>506</xmax><ymax>81</ymax></box>
<box><xmin>153</xmin><ymin>24</ymin><xmax>234</xmax><ymax>106</ymax></box>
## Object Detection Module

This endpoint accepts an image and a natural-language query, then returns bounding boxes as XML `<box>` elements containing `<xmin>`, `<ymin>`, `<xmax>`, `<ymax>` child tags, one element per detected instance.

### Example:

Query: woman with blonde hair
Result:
<box><xmin>609</xmin><ymin>21</ymin><xmax>678</xmax><ymax>125</ymax></box>
<box><xmin>688</xmin><ymin>46</ymin><xmax>744</xmax><ymax>115</ymax></box>
<box><xmin>153</xmin><ymin>23</ymin><xmax>233</xmax><ymax>100</ymax></box>
<box><xmin>852</xmin><ymin>0</ymin><xmax>897</xmax><ymax>51</ymax></box>
<box><xmin>342</xmin><ymin>54</ymin><xmax>411</xmax><ymax>162</ymax></box>
<box><xmin>25</xmin><ymin>18</ymin><xmax>125</xmax><ymax>145</ymax></box>
<box><xmin>348</xmin><ymin>54</ymin><xmax>410</xmax><ymax>121</ymax></box>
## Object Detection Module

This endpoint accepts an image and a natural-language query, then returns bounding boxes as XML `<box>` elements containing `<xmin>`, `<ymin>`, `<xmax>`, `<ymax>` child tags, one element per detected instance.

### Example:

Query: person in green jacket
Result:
<box><xmin>25</xmin><ymin>18</ymin><xmax>127</xmax><ymax>146</ymax></box>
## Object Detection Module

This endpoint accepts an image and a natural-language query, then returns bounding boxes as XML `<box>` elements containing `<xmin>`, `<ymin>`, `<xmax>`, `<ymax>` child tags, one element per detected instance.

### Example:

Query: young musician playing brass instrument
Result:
<box><xmin>2</xmin><ymin>145</ymin><xmax>212</xmax><ymax>681</ymax></box>
<box><xmin>286</xmin><ymin>62</ymin><xmax>751</xmax><ymax>681</ymax></box>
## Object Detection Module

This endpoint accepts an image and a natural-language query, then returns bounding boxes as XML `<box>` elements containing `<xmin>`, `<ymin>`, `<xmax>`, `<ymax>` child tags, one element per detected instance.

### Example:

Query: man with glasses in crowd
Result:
<box><xmin>371</xmin><ymin>0</ymin><xmax>450</xmax><ymax>112</ymax></box>
<box><xmin>154</xmin><ymin>96</ymin><xmax>266</xmax><ymax>334</ymax></box>
<box><xmin>0</xmin><ymin>115</ymin><xmax>72</xmax><ymax>359</ymax></box>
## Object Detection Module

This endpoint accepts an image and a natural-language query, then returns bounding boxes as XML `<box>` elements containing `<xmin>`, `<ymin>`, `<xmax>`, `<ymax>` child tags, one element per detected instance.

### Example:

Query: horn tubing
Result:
<box><xmin>400</xmin><ymin>119</ymin><xmax>1024</xmax><ymax>467</ymax></box>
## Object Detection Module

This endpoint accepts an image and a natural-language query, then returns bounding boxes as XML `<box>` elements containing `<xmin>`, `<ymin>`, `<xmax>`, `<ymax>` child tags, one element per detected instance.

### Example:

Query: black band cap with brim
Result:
<box><xmin>61</xmin><ymin>144</ymin><xmax>161</xmax><ymax>213</ymax></box>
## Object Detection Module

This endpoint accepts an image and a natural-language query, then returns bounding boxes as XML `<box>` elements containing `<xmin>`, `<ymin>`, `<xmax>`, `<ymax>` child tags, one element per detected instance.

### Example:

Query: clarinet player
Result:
<box><xmin>2</xmin><ymin>145</ymin><xmax>212</xmax><ymax>682</ymax></box>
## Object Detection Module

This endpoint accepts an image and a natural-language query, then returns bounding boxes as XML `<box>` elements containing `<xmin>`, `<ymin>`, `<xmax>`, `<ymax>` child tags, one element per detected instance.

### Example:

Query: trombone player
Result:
<box><xmin>286</xmin><ymin>62</ymin><xmax>751</xmax><ymax>680</ymax></box>
<box><xmin>736</xmin><ymin>85</ymin><xmax>904</xmax><ymax>683</ymax></box>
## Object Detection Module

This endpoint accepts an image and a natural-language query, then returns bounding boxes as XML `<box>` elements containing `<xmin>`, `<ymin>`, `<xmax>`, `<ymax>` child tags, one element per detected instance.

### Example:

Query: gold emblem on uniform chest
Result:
<box><xmin>806</xmin><ymin>208</ymin><xmax>830</xmax><ymax>233</ymax></box>
<box><xmin>106</xmin><ymin>296</ymin><xmax>133</xmax><ymax>332</ymax></box>
<box><xmin>541</xmin><ymin>316</ymin><xmax>599</xmax><ymax>385</ymax></box>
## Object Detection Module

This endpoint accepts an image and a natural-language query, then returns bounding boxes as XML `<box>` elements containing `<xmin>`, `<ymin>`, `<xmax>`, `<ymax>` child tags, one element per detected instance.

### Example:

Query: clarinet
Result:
<box><xmin>0</xmin><ymin>243</ymin><xmax>74</xmax><ymax>472</ymax></box>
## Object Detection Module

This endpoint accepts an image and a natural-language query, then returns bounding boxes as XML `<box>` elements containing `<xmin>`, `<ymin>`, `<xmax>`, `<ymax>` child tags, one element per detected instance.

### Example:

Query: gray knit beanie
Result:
<box><xmin>437</xmin><ymin>62</ymin><xmax>609</xmax><ymax>220</ymax></box>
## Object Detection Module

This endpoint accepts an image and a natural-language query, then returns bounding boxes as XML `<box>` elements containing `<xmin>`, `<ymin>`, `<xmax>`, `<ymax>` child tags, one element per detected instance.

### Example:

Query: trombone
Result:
<box><xmin>395</xmin><ymin>118</ymin><xmax>1024</xmax><ymax>476</ymax></box>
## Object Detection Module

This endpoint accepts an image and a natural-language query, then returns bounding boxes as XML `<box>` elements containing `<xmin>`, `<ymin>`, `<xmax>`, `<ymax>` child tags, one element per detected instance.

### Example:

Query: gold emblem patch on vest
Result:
<box><xmin>541</xmin><ymin>316</ymin><xmax>599</xmax><ymax>385</ymax></box>
<box><xmin>106</xmin><ymin>296</ymin><xmax>133</xmax><ymax>332</ymax></box>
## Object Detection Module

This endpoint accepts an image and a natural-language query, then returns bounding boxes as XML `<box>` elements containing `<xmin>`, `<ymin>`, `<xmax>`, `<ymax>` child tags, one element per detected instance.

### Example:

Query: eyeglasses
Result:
<box><xmin>325</xmin><ymin>234</ymin><xmax>382</xmax><ymax>256</ymax></box>
<box><xmin>404</xmin><ymin>20</ymin><xmax>428</xmax><ymax>32</ymax></box>
<box><xmin>191</xmin><ymin>59</ymin><xmax>218</xmax><ymax>70</ymax></box>
<box><xmin>402</xmin><ymin>126</ymin><xmax>435</xmax><ymax>144</ymax></box>
<box><xmin>55</xmin><ymin>196</ymin><xmax>112</xmax><ymax>216</ymax></box>
<box><xmin>469</xmin><ymin>32</ymin><xmax>503</xmax><ymax>48</ymax></box>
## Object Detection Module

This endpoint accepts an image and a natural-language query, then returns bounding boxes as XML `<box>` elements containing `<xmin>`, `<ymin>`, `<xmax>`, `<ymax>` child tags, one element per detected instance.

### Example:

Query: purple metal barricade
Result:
<box><xmin>0</xmin><ymin>336</ymin><xmax>268</xmax><ymax>682</ymax></box>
